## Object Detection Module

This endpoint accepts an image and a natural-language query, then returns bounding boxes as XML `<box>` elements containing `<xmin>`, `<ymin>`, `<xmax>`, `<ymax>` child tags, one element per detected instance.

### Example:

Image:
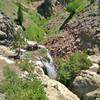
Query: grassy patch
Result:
<box><xmin>30</xmin><ymin>11</ymin><xmax>49</xmax><ymax>29</ymax></box>
<box><xmin>0</xmin><ymin>66</ymin><xmax>48</xmax><ymax>100</ymax></box>
<box><xmin>67</xmin><ymin>0</ymin><xmax>90</xmax><ymax>13</ymax></box>
<box><xmin>25</xmin><ymin>23</ymin><xmax>45</xmax><ymax>42</ymax></box>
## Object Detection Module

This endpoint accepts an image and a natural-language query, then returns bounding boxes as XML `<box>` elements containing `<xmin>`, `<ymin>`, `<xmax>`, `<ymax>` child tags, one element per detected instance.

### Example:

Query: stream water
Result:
<box><xmin>21</xmin><ymin>44</ymin><xmax>57</xmax><ymax>79</ymax></box>
<box><xmin>34</xmin><ymin>45</ymin><xmax>57</xmax><ymax>79</ymax></box>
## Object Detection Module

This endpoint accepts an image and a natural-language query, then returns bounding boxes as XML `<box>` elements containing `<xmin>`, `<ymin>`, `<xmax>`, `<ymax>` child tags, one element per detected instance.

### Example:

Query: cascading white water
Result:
<box><xmin>33</xmin><ymin>45</ymin><xmax>57</xmax><ymax>79</ymax></box>
<box><xmin>41</xmin><ymin>61</ymin><xmax>57</xmax><ymax>79</ymax></box>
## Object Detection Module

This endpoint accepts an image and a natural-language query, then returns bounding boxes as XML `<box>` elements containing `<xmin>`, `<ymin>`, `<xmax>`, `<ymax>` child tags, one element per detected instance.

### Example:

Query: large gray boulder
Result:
<box><xmin>72</xmin><ymin>70</ymin><xmax>100</xmax><ymax>99</ymax></box>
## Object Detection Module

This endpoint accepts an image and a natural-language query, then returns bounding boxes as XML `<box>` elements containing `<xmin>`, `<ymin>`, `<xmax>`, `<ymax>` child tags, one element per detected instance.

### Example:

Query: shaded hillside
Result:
<box><xmin>45</xmin><ymin>1</ymin><xmax>100</xmax><ymax>58</ymax></box>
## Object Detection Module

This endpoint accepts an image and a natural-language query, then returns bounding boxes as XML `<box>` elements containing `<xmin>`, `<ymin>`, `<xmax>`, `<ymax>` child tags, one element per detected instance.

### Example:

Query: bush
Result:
<box><xmin>58</xmin><ymin>52</ymin><xmax>92</xmax><ymax>86</ymax></box>
<box><xmin>25</xmin><ymin>24</ymin><xmax>45</xmax><ymax>42</ymax></box>
<box><xmin>0</xmin><ymin>66</ymin><xmax>48</xmax><ymax>100</ymax></box>
<box><xmin>67</xmin><ymin>0</ymin><xmax>89</xmax><ymax>13</ymax></box>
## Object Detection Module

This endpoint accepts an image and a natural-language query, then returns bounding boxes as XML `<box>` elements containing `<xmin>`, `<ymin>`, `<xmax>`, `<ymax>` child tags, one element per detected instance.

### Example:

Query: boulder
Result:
<box><xmin>88</xmin><ymin>55</ymin><xmax>100</xmax><ymax>64</ymax></box>
<box><xmin>72</xmin><ymin>70</ymin><xmax>100</xmax><ymax>99</ymax></box>
<box><xmin>88</xmin><ymin>63</ymin><xmax>99</xmax><ymax>72</ymax></box>
<box><xmin>84</xmin><ymin>88</ymin><xmax>100</xmax><ymax>100</ymax></box>
<box><xmin>34</xmin><ymin>66</ymin><xmax>80</xmax><ymax>100</ymax></box>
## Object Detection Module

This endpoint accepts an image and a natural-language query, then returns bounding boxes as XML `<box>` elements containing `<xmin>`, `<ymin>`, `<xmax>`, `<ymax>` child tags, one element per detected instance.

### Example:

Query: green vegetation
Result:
<box><xmin>60</xmin><ymin>0</ymin><xmax>90</xmax><ymax>29</ymax></box>
<box><xmin>17</xmin><ymin>8</ymin><xmax>49</xmax><ymax>42</ymax></box>
<box><xmin>25</xmin><ymin>23</ymin><xmax>45</xmax><ymax>42</ymax></box>
<box><xmin>21</xmin><ymin>6</ymin><xmax>47</xmax><ymax>42</ymax></box>
<box><xmin>0</xmin><ymin>66</ymin><xmax>48</xmax><ymax>100</ymax></box>
<box><xmin>18</xmin><ymin>60</ymin><xmax>34</xmax><ymax>72</ymax></box>
<box><xmin>0</xmin><ymin>0</ymin><xmax>47</xmax><ymax>42</ymax></box>
<box><xmin>0</xmin><ymin>0</ymin><xmax>91</xmax><ymax>40</ymax></box>
<box><xmin>67</xmin><ymin>0</ymin><xmax>90</xmax><ymax>13</ymax></box>
<box><xmin>17</xmin><ymin>3</ymin><xmax>23</xmax><ymax>26</ymax></box>
<box><xmin>58</xmin><ymin>52</ymin><xmax>92</xmax><ymax>86</ymax></box>
<box><xmin>30</xmin><ymin>11</ymin><xmax>49</xmax><ymax>29</ymax></box>
<box><xmin>12</xmin><ymin>29</ymin><xmax>25</xmax><ymax>56</ymax></box>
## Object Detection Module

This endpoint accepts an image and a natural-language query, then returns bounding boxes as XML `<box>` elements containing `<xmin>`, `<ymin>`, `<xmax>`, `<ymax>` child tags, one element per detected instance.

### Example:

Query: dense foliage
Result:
<box><xmin>0</xmin><ymin>67</ymin><xmax>48</xmax><ymax>100</ymax></box>
<box><xmin>58</xmin><ymin>52</ymin><xmax>92</xmax><ymax>86</ymax></box>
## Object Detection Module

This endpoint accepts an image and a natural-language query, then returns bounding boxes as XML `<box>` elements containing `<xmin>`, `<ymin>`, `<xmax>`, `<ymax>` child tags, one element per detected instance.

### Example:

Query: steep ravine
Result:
<box><xmin>0</xmin><ymin>12</ymin><xmax>80</xmax><ymax>100</ymax></box>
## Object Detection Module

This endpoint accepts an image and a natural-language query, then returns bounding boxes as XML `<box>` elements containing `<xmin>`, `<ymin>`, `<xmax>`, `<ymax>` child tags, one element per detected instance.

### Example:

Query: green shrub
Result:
<box><xmin>58</xmin><ymin>52</ymin><xmax>92</xmax><ymax>86</ymax></box>
<box><xmin>67</xmin><ymin>0</ymin><xmax>89</xmax><ymax>13</ymax></box>
<box><xmin>25</xmin><ymin>24</ymin><xmax>45</xmax><ymax>42</ymax></box>
<box><xmin>0</xmin><ymin>66</ymin><xmax>48</xmax><ymax>100</ymax></box>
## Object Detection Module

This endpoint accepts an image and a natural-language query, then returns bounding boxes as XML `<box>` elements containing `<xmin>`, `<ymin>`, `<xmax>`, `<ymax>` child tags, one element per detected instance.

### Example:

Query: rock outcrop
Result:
<box><xmin>84</xmin><ymin>88</ymin><xmax>100</xmax><ymax>100</ymax></box>
<box><xmin>0</xmin><ymin>12</ymin><xmax>16</xmax><ymax>45</ymax></box>
<box><xmin>72</xmin><ymin>70</ymin><xmax>100</xmax><ymax>100</ymax></box>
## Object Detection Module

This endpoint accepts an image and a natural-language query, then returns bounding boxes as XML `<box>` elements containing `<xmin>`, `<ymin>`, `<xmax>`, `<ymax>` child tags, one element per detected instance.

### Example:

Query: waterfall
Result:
<box><xmin>41</xmin><ymin>61</ymin><xmax>57</xmax><ymax>79</ymax></box>
<box><xmin>33</xmin><ymin>45</ymin><xmax>57</xmax><ymax>79</ymax></box>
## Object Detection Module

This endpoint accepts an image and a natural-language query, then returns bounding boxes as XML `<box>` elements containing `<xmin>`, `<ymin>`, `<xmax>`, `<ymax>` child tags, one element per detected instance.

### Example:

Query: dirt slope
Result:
<box><xmin>45</xmin><ymin>2</ymin><xmax>100</xmax><ymax>58</ymax></box>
